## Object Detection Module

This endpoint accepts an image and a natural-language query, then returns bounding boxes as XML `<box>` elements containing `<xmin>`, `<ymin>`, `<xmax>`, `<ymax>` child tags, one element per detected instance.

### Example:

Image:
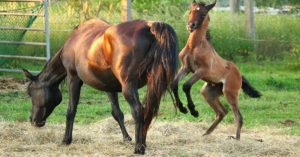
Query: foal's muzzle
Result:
<box><xmin>187</xmin><ymin>22</ymin><xmax>197</xmax><ymax>32</ymax></box>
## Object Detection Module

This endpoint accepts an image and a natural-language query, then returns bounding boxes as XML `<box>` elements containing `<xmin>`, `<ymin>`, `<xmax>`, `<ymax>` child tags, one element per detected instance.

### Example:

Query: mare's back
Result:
<box><xmin>106</xmin><ymin>20</ymin><xmax>153</xmax><ymax>60</ymax></box>
<box><xmin>64</xmin><ymin>19</ymin><xmax>111</xmax><ymax>53</ymax></box>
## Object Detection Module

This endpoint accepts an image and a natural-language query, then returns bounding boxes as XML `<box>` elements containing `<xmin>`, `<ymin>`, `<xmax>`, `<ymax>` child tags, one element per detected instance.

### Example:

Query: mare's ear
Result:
<box><xmin>22</xmin><ymin>69</ymin><xmax>37</xmax><ymax>81</ymax></box>
<box><xmin>206</xmin><ymin>0</ymin><xmax>216</xmax><ymax>11</ymax></box>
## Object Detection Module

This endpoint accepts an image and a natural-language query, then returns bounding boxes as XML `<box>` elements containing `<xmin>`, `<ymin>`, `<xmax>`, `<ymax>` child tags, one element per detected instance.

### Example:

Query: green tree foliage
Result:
<box><xmin>255</xmin><ymin>0</ymin><xmax>300</xmax><ymax>7</ymax></box>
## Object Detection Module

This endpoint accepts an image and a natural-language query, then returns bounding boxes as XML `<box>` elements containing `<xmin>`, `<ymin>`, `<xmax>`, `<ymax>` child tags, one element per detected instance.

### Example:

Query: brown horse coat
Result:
<box><xmin>24</xmin><ymin>18</ymin><xmax>178</xmax><ymax>154</ymax></box>
<box><xmin>172</xmin><ymin>1</ymin><xmax>261</xmax><ymax>140</ymax></box>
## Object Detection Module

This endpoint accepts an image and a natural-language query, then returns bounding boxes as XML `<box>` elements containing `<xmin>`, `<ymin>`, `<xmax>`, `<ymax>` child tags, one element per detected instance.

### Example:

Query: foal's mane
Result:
<box><xmin>190</xmin><ymin>1</ymin><xmax>212</xmax><ymax>42</ymax></box>
<box><xmin>206</xmin><ymin>30</ymin><xmax>211</xmax><ymax>42</ymax></box>
<box><xmin>198</xmin><ymin>2</ymin><xmax>206</xmax><ymax>6</ymax></box>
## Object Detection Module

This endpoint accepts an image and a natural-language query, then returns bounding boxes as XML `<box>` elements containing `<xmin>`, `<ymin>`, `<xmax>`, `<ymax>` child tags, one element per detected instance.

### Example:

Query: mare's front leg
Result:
<box><xmin>182</xmin><ymin>70</ymin><xmax>203</xmax><ymax>117</ymax></box>
<box><xmin>121</xmin><ymin>82</ymin><xmax>145</xmax><ymax>154</ymax></box>
<box><xmin>171</xmin><ymin>67</ymin><xmax>189</xmax><ymax>113</ymax></box>
<box><xmin>62</xmin><ymin>72</ymin><xmax>83</xmax><ymax>144</ymax></box>
<box><xmin>107</xmin><ymin>92</ymin><xmax>132</xmax><ymax>142</ymax></box>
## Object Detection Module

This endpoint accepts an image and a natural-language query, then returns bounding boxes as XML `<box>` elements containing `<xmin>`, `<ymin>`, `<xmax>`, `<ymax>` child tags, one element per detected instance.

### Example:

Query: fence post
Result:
<box><xmin>245</xmin><ymin>0</ymin><xmax>255</xmax><ymax>39</ymax></box>
<box><xmin>244</xmin><ymin>0</ymin><xmax>257</xmax><ymax>59</ymax></box>
<box><xmin>230</xmin><ymin>0</ymin><xmax>240</xmax><ymax>13</ymax></box>
<box><xmin>44</xmin><ymin>0</ymin><xmax>51</xmax><ymax>61</ymax></box>
<box><xmin>121</xmin><ymin>0</ymin><xmax>131</xmax><ymax>22</ymax></box>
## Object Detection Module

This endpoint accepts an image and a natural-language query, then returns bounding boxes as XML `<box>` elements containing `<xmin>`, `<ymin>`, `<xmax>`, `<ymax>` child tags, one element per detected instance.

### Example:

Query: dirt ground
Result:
<box><xmin>1</xmin><ymin>116</ymin><xmax>299</xmax><ymax>157</ymax></box>
<box><xmin>0</xmin><ymin>77</ymin><xmax>27</xmax><ymax>93</ymax></box>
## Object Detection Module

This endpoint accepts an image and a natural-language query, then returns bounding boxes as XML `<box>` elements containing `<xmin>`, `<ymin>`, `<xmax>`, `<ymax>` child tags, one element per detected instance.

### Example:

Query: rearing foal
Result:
<box><xmin>172</xmin><ymin>1</ymin><xmax>261</xmax><ymax>140</ymax></box>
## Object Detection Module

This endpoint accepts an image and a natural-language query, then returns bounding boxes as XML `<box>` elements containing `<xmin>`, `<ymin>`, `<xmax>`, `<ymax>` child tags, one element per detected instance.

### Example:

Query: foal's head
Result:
<box><xmin>23</xmin><ymin>69</ymin><xmax>62</xmax><ymax>127</ymax></box>
<box><xmin>187</xmin><ymin>0</ymin><xmax>216</xmax><ymax>32</ymax></box>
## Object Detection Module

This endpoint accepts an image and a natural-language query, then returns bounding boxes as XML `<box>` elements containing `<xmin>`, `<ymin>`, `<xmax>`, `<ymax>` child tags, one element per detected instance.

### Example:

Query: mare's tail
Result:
<box><xmin>242</xmin><ymin>76</ymin><xmax>261</xmax><ymax>98</ymax></box>
<box><xmin>140</xmin><ymin>21</ymin><xmax>178</xmax><ymax>129</ymax></box>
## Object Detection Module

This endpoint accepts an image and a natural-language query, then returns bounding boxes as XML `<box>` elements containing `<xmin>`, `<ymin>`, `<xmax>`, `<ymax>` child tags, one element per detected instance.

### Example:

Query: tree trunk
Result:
<box><xmin>230</xmin><ymin>0</ymin><xmax>240</xmax><ymax>13</ymax></box>
<box><xmin>121</xmin><ymin>0</ymin><xmax>132</xmax><ymax>22</ymax></box>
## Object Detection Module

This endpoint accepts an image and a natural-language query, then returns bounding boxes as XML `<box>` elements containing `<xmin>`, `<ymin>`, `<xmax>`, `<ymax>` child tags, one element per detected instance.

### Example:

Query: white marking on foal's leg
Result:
<box><xmin>219</xmin><ymin>78</ymin><xmax>226</xmax><ymax>92</ymax></box>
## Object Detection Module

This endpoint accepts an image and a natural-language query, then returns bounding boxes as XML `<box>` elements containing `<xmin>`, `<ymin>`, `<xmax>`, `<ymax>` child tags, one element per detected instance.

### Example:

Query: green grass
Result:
<box><xmin>1</xmin><ymin>62</ymin><xmax>300</xmax><ymax>136</ymax></box>
<box><xmin>1</xmin><ymin>0</ymin><xmax>300</xmax><ymax>63</ymax></box>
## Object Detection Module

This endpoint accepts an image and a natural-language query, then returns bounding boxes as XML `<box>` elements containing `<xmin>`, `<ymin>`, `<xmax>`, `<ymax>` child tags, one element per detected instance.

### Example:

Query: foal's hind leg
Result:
<box><xmin>201</xmin><ymin>83</ymin><xmax>228</xmax><ymax>136</ymax></box>
<box><xmin>107</xmin><ymin>92</ymin><xmax>132</xmax><ymax>142</ymax></box>
<box><xmin>223</xmin><ymin>81</ymin><xmax>243</xmax><ymax>140</ymax></box>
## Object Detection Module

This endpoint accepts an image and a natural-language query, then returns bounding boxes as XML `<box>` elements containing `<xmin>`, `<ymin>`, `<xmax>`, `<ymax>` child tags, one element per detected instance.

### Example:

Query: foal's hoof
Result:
<box><xmin>190</xmin><ymin>110</ymin><xmax>199</xmax><ymax>117</ymax></box>
<box><xmin>227</xmin><ymin>136</ymin><xmax>240</xmax><ymax>140</ymax></box>
<box><xmin>176</xmin><ymin>102</ymin><xmax>188</xmax><ymax>114</ymax></box>
<box><xmin>134</xmin><ymin>144</ymin><xmax>146</xmax><ymax>154</ymax></box>
<box><xmin>123</xmin><ymin>136</ymin><xmax>132</xmax><ymax>142</ymax></box>
<box><xmin>202</xmin><ymin>132</ymin><xmax>210</xmax><ymax>137</ymax></box>
<box><xmin>179</xmin><ymin>106</ymin><xmax>188</xmax><ymax>114</ymax></box>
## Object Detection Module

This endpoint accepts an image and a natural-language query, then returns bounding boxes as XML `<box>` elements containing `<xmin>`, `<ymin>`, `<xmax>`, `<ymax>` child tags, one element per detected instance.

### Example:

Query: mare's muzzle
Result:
<box><xmin>30</xmin><ymin>116</ymin><xmax>46</xmax><ymax>127</ymax></box>
<box><xmin>30</xmin><ymin>107</ymin><xmax>47</xmax><ymax>127</ymax></box>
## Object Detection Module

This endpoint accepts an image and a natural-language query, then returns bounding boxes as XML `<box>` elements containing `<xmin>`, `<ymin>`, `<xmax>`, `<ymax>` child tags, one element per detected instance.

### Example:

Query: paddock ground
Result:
<box><xmin>1</xmin><ymin>116</ymin><xmax>300</xmax><ymax>157</ymax></box>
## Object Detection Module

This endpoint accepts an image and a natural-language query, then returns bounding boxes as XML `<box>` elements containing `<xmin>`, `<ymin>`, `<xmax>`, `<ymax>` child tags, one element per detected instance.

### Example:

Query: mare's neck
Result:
<box><xmin>187</xmin><ymin>16</ymin><xmax>210</xmax><ymax>49</ymax></box>
<box><xmin>38</xmin><ymin>51</ymin><xmax>66</xmax><ymax>86</ymax></box>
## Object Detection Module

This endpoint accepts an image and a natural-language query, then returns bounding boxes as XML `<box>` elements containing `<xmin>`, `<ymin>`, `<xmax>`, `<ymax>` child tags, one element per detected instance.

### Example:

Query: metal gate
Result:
<box><xmin>0</xmin><ymin>0</ymin><xmax>50</xmax><ymax>73</ymax></box>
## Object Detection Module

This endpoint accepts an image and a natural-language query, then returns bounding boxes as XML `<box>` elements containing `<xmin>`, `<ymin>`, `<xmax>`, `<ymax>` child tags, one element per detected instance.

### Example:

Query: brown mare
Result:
<box><xmin>23</xmin><ymin>18</ymin><xmax>178</xmax><ymax>154</ymax></box>
<box><xmin>171</xmin><ymin>1</ymin><xmax>261</xmax><ymax>140</ymax></box>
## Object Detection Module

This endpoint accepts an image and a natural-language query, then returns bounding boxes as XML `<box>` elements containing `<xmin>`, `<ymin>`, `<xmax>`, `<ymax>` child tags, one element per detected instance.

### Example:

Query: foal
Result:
<box><xmin>172</xmin><ymin>1</ymin><xmax>261</xmax><ymax>140</ymax></box>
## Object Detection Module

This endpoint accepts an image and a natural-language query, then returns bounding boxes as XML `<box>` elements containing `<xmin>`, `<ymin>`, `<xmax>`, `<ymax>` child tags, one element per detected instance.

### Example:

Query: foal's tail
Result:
<box><xmin>242</xmin><ymin>76</ymin><xmax>262</xmax><ymax>98</ymax></box>
<box><xmin>140</xmin><ymin>21</ymin><xmax>178</xmax><ymax>125</ymax></box>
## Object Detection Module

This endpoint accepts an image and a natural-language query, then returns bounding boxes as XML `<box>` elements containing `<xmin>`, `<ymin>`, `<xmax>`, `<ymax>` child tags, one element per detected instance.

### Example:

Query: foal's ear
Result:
<box><xmin>192</xmin><ymin>0</ymin><xmax>196</xmax><ymax>4</ymax></box>
<box><xmin>206</xmin><ymin>0</ymin><xmax>216</xmax><ymax>11</ymax></box>
<box><xmin>22</xmin><ymin>69</ymin><xmax>37</xmax><ymax>81</ymax></box>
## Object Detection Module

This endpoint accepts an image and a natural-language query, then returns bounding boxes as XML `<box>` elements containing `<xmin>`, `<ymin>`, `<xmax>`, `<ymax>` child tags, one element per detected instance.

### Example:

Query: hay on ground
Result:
<box><xmin>1</xmin><ymin>116</ymin><xmax>299</xmax><ymax>157</ymax></box>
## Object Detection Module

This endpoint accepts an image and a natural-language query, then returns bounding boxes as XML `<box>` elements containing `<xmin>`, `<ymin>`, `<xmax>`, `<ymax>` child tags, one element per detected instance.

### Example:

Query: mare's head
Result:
<box><xmin>187</xmin><ymin>0</ymin><xmax>216</xmax><ymax>32</ymax></box>
<box><xmin>23</xmin><ymin>69</ymin><xmax>62</xmax><ymax>127</ymax></box>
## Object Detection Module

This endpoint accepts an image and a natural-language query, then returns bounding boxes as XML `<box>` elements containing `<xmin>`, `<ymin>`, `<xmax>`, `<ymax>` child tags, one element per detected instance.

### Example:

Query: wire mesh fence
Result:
<box><xmin>0</xmin><ymin>0</ymin><xmax>46</xmax><ymax>72</ymax></box>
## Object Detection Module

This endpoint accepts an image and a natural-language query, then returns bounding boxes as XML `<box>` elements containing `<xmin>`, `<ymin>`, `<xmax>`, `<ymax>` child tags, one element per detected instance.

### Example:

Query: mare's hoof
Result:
<box><xmin>62</xmin><ymin>138</ymin><xmax>72</xmax><ymax>145</ymax></box>
<box><xmin>227</xmin><ymin>136</ymin><xmax>240</xmax><ymax>140</ymax></box>
<box><xmin>134</xmin><ymin>144</ymin><xmax>146</xmax><ymax>154</ymax></box>
<box><xmin>191</xmin><ymin>110</ymin><xmax>199</xmax><ymax>117</ymax></box>
<box><xmin>123</xmin><ymin>136</ymin><xmax>132</xmax><ymax>142</ymax></box>
<box><xmin>179</xmin><ymin>106</ymin><xmax>188</xmax><ymax>114</ymax></box>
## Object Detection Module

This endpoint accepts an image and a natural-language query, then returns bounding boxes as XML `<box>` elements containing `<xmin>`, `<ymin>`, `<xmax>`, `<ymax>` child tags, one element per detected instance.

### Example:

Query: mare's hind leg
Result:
<box><xmin>107</xmin><ymin>92</ymin><xmax>132</xmax><ymax>142</ymax></box>
<box><xmin>201</xmin><ymin>83</ymin><xmax>228</xmax><ymax>136</ymax></box>
<box><xmin>223</xmin><ymin>79</ymin><xmax>243</xmax><ymax>140</ymax></box>
<box><xmin>171</xmin><ymin>67</ymin><xmax>189</xmax><ymax>113</ymax></box>
<box><xmin>182</xmin><ymin>71</ymin><xmax>203</xmax><ymax>117</ymax></box>
<box><xmin>121</xmin><ymin>81</ymin><xmax>145</xmax><ymax>154</ymax></box>
<box><xmin>63</xmin><ymin>72</ymin><xmax>83</xmax><ymax>144</ymax></box>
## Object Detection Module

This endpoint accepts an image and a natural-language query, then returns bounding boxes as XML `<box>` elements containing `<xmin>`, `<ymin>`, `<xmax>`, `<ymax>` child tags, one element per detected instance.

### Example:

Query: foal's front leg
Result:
<box><xmin>182</xmin><ymin>71</ymin><xmax>202</xmax><ymax>117</ymax></box>
<box><xmin>171</xmin><ymin>67</ymin><xmax>189</xmax><ymax>113</ymax></box>
<box><xmin>62</xmin><ymin>73</ymin><xmax>83</xmax><ymax>144</ymax></box>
